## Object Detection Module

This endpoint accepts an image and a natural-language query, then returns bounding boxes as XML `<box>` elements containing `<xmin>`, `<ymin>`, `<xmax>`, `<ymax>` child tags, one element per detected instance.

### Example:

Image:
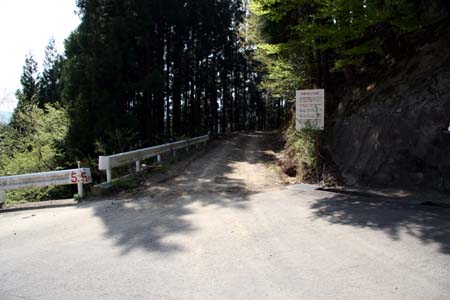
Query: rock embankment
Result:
<box><xmin>331</xmin><ymin>25</ymin><xmax>450</xmax><ymax>192</ymax></box>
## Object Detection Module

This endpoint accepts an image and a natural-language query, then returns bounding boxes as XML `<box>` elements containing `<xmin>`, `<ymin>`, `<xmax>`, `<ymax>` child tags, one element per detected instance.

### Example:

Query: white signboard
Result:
<box><xmin>296</xmin><ymin>89</ymin><xmax>325</xmax><ymax>130</ymax></box>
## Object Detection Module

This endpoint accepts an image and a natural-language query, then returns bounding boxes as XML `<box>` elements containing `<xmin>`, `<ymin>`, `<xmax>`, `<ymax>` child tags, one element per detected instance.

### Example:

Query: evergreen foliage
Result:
<box><xmin>18</xmin><ymin>54</ymin><xmax>39</xmax><ymax>102</ymax></box>
<box><xmin>62</xmin><ymin>0</ymin><xmax>280</xmax><ymax>160</ymax></box>
<box><xmin>250</xmin><ymin>0</ymin><xmax>447</xmax><ymax>90</ymax></box>
<box><xmin>11</xmin><ymin>54</ymin><xmax>39</xmax><ymax>130</ymax></box>
<box><xmin>2</xmin><ymin>0</ymin><xmax>287</xmax><ymax>204</ymax></box>
<box><xmin>38</xmin><ymin>38</ymin><xmax>64</xmax><ymax>107</ymax></box>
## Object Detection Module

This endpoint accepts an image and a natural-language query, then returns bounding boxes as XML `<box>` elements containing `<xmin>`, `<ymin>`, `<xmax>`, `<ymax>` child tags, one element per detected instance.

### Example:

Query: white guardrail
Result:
<box><xmin>0</xmin><ymin>168</ymin><xmax>93</xmax><ymax>205</ymax></box>
<box><xmin>99</xmin><ymin>135</ymin><xmax>209</xmax><ymax>183</ymax></box>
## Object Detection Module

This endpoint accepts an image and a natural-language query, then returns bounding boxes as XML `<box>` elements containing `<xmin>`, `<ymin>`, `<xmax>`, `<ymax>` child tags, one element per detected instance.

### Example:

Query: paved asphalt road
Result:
<box><xmin>1</xmin><ymin>133</ymin><xmax>449</xmax><ymax>300</ymax></box>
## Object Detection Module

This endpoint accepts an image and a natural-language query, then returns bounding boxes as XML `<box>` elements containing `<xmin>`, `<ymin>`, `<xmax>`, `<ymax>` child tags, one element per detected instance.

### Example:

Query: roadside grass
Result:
<box><xmin>281</xmin><ymin>114</ymin><xmax>323</xmax><ymax>183</ymax></box>
<box><xmin>112</xmin><ymin>175</ymin><xmax>144</xmax><ymax>190</ymax></box>
<box><xmin>3</xmin><ymin>185</ymin><xmax>74</xmax><ymax>208</ymax></box>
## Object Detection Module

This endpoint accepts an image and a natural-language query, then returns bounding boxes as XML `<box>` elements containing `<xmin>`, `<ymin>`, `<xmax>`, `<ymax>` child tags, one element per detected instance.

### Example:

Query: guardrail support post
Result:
<box><xmin>136</xmin><ymin>161</ymin><xmax>141</xmax><ymax>173</ymax></box>
<box><xmin>77</xmin><ymin>181</ymin><xmax>84</xmax><ymax>199</ymax></box>
<box><xmin>157</xmin><ymin>155</ymin><xmax>161</xmax><ymax>163</ymax></box>
<box><xmin>76</xmin><ymin>162</ymin><xmax>84</xmax><ymax>199</ymax></box>
<box><xmin>106</xmin><ymin>169</ymin><xmax>112</xmax><ymax>183</ymax></box>
<box><xmin>0</xmin><ymin>191</ymin><xmax>5</xmax><ymax>206</ymax></box>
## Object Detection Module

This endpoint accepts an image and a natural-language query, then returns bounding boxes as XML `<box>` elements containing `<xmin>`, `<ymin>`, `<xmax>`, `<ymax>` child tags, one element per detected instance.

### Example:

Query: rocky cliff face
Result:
<box><xmin>331</xmin><ymin>25</ymin><xmax>450</xmax><ymax>192</ymax></box>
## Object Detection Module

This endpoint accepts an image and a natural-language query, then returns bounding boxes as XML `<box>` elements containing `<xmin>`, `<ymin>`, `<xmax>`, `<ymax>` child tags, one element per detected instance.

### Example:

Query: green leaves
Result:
<box><xmin>0</xmin><ymin>104</ymin><xmax>70</xmax><ymax>204</ymax></box>
<box><xmin>1</xmin><ymin>104</ymin><xmax>69</xmax><ymax>175</ymax></box>
<box><xmin>251</xmin><ymin>0</ymin><xmax>442</xmax><ymax>90</ymax></box>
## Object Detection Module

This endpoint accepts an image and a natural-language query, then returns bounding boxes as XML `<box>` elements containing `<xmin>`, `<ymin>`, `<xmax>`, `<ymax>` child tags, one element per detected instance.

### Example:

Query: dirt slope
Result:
<box><xmin>143</xmin><ymin>131</ymin><xmax>284</xmax><ymax>197</ymax></box>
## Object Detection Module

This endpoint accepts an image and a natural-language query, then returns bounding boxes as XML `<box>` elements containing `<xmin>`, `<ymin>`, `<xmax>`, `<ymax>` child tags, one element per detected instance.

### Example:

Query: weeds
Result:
<box><xmin>284</xmin><ymin>114</ymin><xmax>323</xmax><ymax>182</ymax></box>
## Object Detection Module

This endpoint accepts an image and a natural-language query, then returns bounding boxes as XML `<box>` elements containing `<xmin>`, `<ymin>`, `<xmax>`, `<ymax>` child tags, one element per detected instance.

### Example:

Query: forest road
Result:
<box><xmin>1</xmin><ymin>132</ymin><xmax>450</xmax><ymax>300</ymax></box>
<box><xmin>143</xmin><ymin>131</ymin><xmax>285</xmax><ymax>197</ymax></box>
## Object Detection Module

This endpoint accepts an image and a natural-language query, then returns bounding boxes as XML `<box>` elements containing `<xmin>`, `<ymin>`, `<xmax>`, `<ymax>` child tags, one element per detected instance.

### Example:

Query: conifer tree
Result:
<box><xmin>38</xmin><ymin>38</ymin><xmax>64</xmax><ymax>107</ymax></box>
<box><xmin>11</xmin><ymin>54</ymin><xmax>39</xmax><ymax>130</ymax></box>
<box><xmin>62</xmin><ymin>0</ymin><xmax>272</xmax><ymax>159</ymax></box>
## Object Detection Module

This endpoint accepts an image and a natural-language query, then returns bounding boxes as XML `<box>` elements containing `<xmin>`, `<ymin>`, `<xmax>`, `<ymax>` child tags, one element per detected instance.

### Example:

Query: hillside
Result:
<box><xmin>330</xmin><ymin>24</ymin><xmax>450</xmax><ymax>192</ymax></box>
<box><xmin>250</xmin><ymin>1</ymin><xmax>450</xmax><ymax>193</ymax></box>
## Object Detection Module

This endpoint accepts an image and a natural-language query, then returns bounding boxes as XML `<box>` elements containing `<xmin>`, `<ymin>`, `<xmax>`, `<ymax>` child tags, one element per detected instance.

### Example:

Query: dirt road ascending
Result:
<box><xmin>1</xmin><ymin>132</ymin><xmax>450</xmax><ymax>300</ymax></box>
<box><xmin>145</xmin><ymin>131</ymin><xmax>284</xmax><ymax>196</ymax></box>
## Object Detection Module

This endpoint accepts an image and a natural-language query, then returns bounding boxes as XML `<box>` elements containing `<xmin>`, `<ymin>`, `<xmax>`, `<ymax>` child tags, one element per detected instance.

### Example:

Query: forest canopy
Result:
<box><xmin>249</xmin><ymin>0</ymin><xmax>448</xmax><ymax>93</ymax></box>
<box><xmin>63</xmin><ymin>0</ymin><xmax>282</xmax><ymax>159</ymax></box>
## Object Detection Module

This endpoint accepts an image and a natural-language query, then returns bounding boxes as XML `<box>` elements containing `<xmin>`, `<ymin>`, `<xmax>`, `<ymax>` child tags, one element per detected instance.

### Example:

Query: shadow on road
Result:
<box><xmin>310</xmin><ymin>193</ymin><xmax>450</xmax><ymax>254</ymax></box>
<box><xmin>90</xmin><ymin>131</ymin><xmax>282</xmax><ymax>255</ymax></box>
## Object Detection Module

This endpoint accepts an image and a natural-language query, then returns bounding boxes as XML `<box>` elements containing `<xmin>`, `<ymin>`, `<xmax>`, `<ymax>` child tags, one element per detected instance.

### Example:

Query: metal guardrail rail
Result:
<box><xmin>98</xmin><ymin>135</ymin><xmax>209</xmax><ymax>183</ymax></box>
<box><xmin>0</xmin><ymin>136</ymin><xmax>209</xmax><ymax>205</ymax></box>
<box><xmin>0</xmin><ymin>168</ymin><xmax>92</xmax><ymax>205</ymax></box>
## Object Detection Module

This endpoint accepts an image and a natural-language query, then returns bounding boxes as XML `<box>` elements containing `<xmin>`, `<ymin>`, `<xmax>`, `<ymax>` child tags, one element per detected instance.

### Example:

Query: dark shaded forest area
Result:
<box><xmin>64</xmin><ymin>0</ymin><xmax>284</xmax><ymax>158</ymax></box>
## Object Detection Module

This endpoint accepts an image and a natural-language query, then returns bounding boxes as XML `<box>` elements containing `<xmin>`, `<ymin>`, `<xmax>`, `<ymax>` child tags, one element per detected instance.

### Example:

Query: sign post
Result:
<box><xmin>296</xmin><ymin>89</ymin><xmax>325</xmax><ymax>130</ymax></box>
<box><xmin>70</xmin><ymin>167</ymin><xmax>92</xmax><ymax>199</ymax></box>
<box><xmin>77</xmin><ymin>162</ymin><xmax>84</xmax><ymax>198</ymax></box>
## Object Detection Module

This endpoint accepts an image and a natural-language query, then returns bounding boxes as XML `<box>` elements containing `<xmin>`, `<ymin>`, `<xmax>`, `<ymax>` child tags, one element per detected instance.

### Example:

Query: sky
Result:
<box><xmin>0</xmin><ymin>0</ymin><xmax>81</xmax><ymax>112</ymax></box>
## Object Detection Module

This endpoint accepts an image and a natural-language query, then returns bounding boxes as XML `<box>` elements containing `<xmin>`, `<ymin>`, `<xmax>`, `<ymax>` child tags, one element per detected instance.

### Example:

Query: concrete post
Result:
<box><xmin>136</xmin><ymin>161</ymin><xmax>141</xmax><ymax>172</ymax></box>
<box><xmin>77</xmin><ymin>181</ymin><xmax>84</xmax><ymax>199</ymax></box>
<box><xmin>157</xmin><ymin>155</ymin><xmax>161</xmax><ymax>163</ymax></box>
<box><xmin>77</xmin><ymin>161</ymin><xmax>84</xmax><ymax>199</ymax></box>
<box><xmin>106</xmin><ymin>169</ymin><xmax>112</xmax><ymax>183</ymax></box>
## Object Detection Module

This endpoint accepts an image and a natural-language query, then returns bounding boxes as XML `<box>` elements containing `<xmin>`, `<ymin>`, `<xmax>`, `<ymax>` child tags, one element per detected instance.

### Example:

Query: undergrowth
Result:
<box><xmin>283</xmin><ymin>114</ymin><xmax>323</xmax><ymax>183</ymax></box>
